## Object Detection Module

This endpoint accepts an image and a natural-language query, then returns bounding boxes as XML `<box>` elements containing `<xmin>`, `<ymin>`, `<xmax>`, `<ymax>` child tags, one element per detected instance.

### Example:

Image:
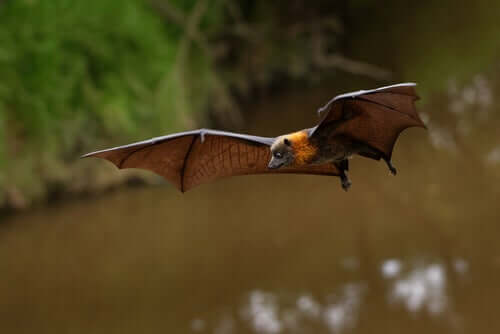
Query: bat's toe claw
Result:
<box><xmin>384</xmin><ymin>159</ymin><xmax>397</xmax><ymax>175</ymax></box>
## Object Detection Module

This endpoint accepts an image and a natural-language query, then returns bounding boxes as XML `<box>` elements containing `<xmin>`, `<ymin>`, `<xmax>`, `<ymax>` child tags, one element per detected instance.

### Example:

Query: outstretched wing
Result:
<box><xmin>82</xmin><ymin>129</ymin><xmax>339</xmax><ymax>192</ymax></box>
<box><xmin>311</xmin><ymin>83</ymin><xmax>425</xmax><ymax>160</ymax></box>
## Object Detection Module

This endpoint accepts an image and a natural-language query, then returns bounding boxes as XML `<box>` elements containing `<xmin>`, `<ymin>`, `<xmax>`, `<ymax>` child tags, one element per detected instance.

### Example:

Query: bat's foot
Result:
<box><xmin>384</xmin><ymin>158</ymin><xmax>397</xmax><ymax>175</ymax></box>
<box><xmin>335</xmin><ymin>160</ymin><xmax>352</xmax><ymax>191</ymax></box>
<box><xmin>341</xmin><ymin>178</ymin><xmax>352</xmax><ymax>192</ymax></box>
<box><xmin>340</xmin><ymin>174</ymin><xmax>352</xmax><ymax>192</ymax></box>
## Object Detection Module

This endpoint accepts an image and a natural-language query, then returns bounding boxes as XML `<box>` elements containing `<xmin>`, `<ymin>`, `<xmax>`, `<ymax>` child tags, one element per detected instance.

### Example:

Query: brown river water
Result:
<box><xmin>2</xmin><ymin>4</ymin><xmax>500</xmax><ymax>333</ymax></box>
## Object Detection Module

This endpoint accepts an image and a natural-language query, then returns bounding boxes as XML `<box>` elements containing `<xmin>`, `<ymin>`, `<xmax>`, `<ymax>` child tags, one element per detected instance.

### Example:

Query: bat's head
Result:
<box><xmin>268</xmin><ymin>136</ymin><xmax>295</xmax><ymax>169</ymax></box>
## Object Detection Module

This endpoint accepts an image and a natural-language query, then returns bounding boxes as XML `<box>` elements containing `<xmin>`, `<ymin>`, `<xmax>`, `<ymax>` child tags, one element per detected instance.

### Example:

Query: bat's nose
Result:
<box><xmin>267</xmin><ymin>158</ymin><xmax>282</xmax><ymax>169</ymax></box>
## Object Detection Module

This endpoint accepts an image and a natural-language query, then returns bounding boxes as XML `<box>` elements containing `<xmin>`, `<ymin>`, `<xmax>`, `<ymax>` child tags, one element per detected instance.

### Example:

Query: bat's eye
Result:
<box><xmin>274</xmin><ymin>152</ymin><xmax>283</xmax><ymax>159</ymax></box>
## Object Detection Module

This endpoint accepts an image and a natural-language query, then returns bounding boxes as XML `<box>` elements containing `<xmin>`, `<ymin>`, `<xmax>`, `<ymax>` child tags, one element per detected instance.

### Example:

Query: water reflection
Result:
<box><xmin>448</xmin><ymin>76</ymin><xmax>492</xmax><ymax>117</ymax></box>
<box><xmin>244</xmin><ymin>291</ymin><xmax>282</xmax><ymax>334</ymax></box>
<box><xmin>426</xmin><ymin>72</ymin><xmax>500</xmax><ymax>167</ymax></box>
<box><xmin>386</xmin><ymin>258</ymin><xmax>469</xmax><ymax>318</ymax></box>
<box><xmin>428</xmin><ymin>125</ymin><xmax>458</xmax><ymax>154</ymax></box>
<box><xmin>381</xmin><ymin>259</ymin><xmax>402</xmax><ymax>278</ymax></box>
<box><xmin>188</xmin><ymin>258</ymin><xmax>469</xmax><ymax>334</ymax></box>
<box><xmin>296</xmin><ymin>295</ymin><xmax>321</xmax><ymax>318</ymax></box>
<box><xmin>323</xmin><ymin>283</ymin><xmax>364</xmax><ymax>333</ymax></box>
<box><xmin>389</xmin><ymin>263</ymin><xmax>447</xmax><ymax>315</ymax></box>
<box><xmin>239</xmin><ymin>285</ymin><xmax>365</xmax><ymax>334</ymax></box>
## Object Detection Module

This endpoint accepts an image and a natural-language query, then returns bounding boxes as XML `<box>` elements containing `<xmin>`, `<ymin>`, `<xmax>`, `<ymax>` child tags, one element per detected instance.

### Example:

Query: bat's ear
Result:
<box><xmin>284</xmin><ymin>138</ymin><xmax>291</xmax><ymax>146</ymax></box>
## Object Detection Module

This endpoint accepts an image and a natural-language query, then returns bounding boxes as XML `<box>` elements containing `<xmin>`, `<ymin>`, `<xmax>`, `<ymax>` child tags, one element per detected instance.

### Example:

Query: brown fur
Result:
<box><xmin>286</xmin><ymin>131</ymin><xmax>318</xmax><ymax>166</ymax></box>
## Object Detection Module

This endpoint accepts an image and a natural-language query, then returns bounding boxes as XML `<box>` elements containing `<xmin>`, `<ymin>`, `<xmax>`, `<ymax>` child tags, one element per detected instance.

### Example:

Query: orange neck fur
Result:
<box><xmin>287</xmin><ymin>131</ymin><xmax>317</xmax><ymax>166</ymax></box>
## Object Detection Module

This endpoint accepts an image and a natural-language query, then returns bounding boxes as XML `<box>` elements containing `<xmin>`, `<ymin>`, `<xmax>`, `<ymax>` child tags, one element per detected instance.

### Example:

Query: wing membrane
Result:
<box><xmin>83</xmin><ymin>129</ymin><xmax>339</xmax><ymax>192</ymax></box>
<box><xmin>312</xmin><ymin>83</ymin><xmax>425</xmax><ymax>159</ymax></box>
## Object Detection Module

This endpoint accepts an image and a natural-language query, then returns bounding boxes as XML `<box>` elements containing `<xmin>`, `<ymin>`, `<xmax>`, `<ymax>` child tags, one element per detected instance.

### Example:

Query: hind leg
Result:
<box><xmin>334</xmin><ymin>159</ymin><xmax>351</xmax><ymax>191</ymax></box>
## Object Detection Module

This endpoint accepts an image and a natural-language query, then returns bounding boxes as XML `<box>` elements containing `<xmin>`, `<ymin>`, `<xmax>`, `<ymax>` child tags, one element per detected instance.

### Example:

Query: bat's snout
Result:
<box><xmin>267</xmin><ymin>158</ymin><xmax>284</xmax><ymax>169</ymax></box>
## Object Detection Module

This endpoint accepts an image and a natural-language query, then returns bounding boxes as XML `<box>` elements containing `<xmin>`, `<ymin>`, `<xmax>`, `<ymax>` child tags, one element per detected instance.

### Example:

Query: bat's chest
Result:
<box><xmin>313</xmin><ymin>137</ymin><xmax>354</xmax><ymax>163</ymax></box>
<box><xmin>317</xmin><ymin>148</ymin><xmax>351</xmax><ymax>163</ymax></box>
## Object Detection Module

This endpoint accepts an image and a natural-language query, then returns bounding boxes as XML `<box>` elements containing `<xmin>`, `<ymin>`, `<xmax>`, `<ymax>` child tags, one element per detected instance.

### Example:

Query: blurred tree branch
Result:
<box><xmin>313</xmin><ymin>46</ymin><xmax>393</xmax><ymax>81</ymax></box>
<box><xmin>149</xmin><ymin>0</ymin><xmax>210</xmax><ymax>53</ymax></box>
<box><xmin>317</xmin><ymin>53</ymin><xmax>392</xmax><ymax>81</ymax></box>
<box><xmin>149</xmin><ymin>0</ymin><xmax>242</xmax><ymax>125</ymax></box>
<box><xmin>311</xmin><ymin>28</ymin><xmax>392</xmax><ymax>80</ymax></box>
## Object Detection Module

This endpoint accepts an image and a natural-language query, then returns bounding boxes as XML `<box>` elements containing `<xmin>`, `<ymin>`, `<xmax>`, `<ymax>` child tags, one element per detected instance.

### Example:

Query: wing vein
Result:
<box><xmin>356</xmin><ymin>97</ymin><xmax>418</xmax><ymax>121</ymax></box>
<box><xmin>180</xmin><ymin>136</ymin><xmax>197</xmax><ymax>192</ymax></box>
<box><xmin>118</xmin><ymin>145</ymin><xmax>147</xmax><ymax>168</ymax></box>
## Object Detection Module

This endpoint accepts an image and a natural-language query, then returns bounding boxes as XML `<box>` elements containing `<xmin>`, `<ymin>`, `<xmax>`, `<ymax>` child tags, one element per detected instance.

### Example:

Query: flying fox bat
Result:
<box><xmin>82</xmin><ymin>83</ymin><xmax>426</xmax><ymax>192</ymax></box>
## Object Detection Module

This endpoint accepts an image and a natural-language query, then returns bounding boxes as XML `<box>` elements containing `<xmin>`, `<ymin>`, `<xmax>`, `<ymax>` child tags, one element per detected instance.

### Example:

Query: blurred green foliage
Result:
<box><xmin>0</xmin><ymin>0</ymin><xmax>223</xmax><ymax>202</ymax></box>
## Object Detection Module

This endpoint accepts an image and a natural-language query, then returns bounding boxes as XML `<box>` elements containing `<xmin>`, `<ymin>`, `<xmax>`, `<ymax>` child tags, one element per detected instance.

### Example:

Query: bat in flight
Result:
<box><xmin>82</xmin><ymin>83</ymin><xmax>426</xmax><ymax>192</ymax></box>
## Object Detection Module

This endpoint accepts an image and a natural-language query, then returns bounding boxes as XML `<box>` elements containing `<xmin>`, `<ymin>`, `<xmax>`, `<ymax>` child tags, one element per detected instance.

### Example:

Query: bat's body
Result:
<box><xmin>269</xmin><ymin>127</ymin><xmax>391</xmax><ymax>190</ymax></box>
<box><xmin>83</xmin><ymin>83</ymin><xmax>426</xmax><ymax>192</ymax></box>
